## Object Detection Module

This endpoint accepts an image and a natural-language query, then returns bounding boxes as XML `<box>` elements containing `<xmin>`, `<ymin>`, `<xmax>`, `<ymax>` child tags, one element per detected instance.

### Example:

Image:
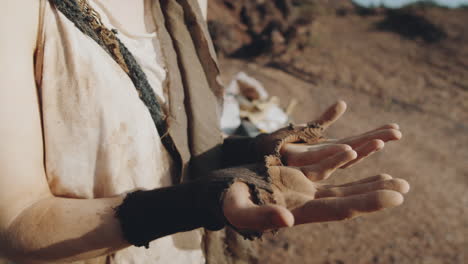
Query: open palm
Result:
<box><xmin>223</xmin><ymin>101</ymin><xmax>410</xmax><ymax>233</ymax></box>
<box><xmin>224</xmin><ymin>166</ymin><xmax>409</xmax><ymax>232</ymax></box>
<box><xmin>281</xmin><ymin>100</ymin><xmax>402</xmax><ymax>172</ymax></box>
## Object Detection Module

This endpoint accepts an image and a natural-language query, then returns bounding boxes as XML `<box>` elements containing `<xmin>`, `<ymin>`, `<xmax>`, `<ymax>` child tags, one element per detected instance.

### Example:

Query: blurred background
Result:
<box><xmin>208</xmin><ymin>0</ymin><xmax>467</xmax><ymax>263</ymax></box>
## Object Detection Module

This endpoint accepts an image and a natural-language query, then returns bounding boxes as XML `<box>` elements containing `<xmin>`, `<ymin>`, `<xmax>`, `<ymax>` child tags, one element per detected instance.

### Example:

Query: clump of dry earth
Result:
<box><xmin>211</xmin><ymin>1</ymin><xmax>467</xmax><ymax>263</ymax></box>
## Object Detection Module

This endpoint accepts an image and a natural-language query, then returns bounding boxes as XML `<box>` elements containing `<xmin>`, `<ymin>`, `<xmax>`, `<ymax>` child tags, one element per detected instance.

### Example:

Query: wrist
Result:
<box><xmin>114</xmin><ymin>179</ymin><xmax>226</xmax><ymax>248</ymax></box>
<box><xmin>222</xmin><ymin>136</ymin><xmax>258</xmax><ymax>167</ymax></box>
<box><xmin>114</xmin><ymin>165</ymin><xmax>276</xmax><ymax>248</ymax></box>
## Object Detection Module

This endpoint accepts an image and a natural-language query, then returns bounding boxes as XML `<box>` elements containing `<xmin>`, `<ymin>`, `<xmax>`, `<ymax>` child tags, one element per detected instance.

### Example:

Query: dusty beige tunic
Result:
<box><xmin>35</xmin><ymin>0</ymin><xmax>205</xmax><ymax>263</ymax></box>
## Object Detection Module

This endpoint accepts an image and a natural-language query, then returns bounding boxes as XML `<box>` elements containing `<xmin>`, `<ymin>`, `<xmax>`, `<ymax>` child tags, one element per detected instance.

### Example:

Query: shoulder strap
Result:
<box><xmin>49</xmin><ymin>0</ymin><xmax>182</xmax><ymax>171</ymax></box>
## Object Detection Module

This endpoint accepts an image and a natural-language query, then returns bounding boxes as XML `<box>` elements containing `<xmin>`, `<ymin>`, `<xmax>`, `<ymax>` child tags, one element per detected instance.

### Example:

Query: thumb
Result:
<box><xmin>223</xmin><ymin>182</ymin><xmax>294</xmax><ymax>231</ymax></box>
<box><xmin>311</xmin><ymin>100</ymin><xmax>347</xmax><ymax>129</ymax></box>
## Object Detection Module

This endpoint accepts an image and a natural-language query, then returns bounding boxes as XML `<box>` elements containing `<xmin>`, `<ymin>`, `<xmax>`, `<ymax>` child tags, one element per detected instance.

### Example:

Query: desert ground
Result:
<box><xmin>215</xmin><ymin>2</ymin><xmax>467</xmax><ymax>263</ymax></box>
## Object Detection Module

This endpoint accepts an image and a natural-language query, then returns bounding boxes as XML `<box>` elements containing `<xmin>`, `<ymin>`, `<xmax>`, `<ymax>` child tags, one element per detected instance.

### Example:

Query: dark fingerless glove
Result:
<box><xmin>114</xmin><ymin>166</ymin><xmax>274</xmax><ymax>248</ymax></box>
<box><xmin>222</xmin><ymin>136</ymin><xmax>258</xmax><ymax>167</ymax></box>
<box><xmin>222</xmin><ymin>123</ymin><xmax>326</xmax><ymax>167</ymax></box>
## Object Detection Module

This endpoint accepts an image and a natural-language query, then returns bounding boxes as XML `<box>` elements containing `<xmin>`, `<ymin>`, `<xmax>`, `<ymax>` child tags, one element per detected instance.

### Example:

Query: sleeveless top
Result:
<box><xmin>35</xmin><ymin>0</ymin><xmax>206</xmax><ymax>263</ymax></box>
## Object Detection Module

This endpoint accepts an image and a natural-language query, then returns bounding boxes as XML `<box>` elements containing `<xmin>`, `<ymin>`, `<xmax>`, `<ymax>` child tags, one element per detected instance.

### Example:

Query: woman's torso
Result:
<box><xmin>36</xmin><ymin>0</ymin><xmax>205</xmax><ymax>263</ymax></box>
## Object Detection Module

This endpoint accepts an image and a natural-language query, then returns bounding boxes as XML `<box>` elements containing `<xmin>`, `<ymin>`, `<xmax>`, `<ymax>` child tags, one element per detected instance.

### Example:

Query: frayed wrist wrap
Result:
<box><xmin>222</xmin><ymin>123</ymin><xmax>326</xmax><ymax>167</ymax></box>
<box><xmin>114</xmin><ymin>165</ymin><xmax>274</xmax><ymax>248</ymax></box>
<box><xmin>254</xmin><ymin>123</ymin><xmax>326</xmax><ymax>163</ymax></box>
<box><xmin>222</xmin><ymin>136</ymin><xmax>257</xmax><ymax>167</ymax></box>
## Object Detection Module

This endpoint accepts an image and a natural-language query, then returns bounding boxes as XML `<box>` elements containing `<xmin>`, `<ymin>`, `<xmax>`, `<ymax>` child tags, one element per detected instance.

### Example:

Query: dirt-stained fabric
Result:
<box><xmin>158</xmin><ymin>0</ymin><xmax>225</xmax><ymax>180</ymax></box>
<box><xmin>155</xmin><ymin>1</ymin><xmax>257</xmax><ymax>263</ymax></box>
<box><xmin>34</xmin><ymin>0</ymin><xmax>256</xmax><ymax>263</ymax></box>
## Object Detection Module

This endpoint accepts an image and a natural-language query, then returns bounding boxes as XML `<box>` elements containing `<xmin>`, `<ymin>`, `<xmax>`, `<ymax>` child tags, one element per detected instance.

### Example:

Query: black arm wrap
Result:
<box><xmin>114</xmin><ymin>166</ymin><xmax>274</xmax><ymax>248</ymax></box>
<box><xmin>222</xmin><ymin>136</ymin><xmax>258</xmax><ymax>167</ymax></box>
<box><xmin>223</xmin><ymin>123</ymin><xmax>326</xmax><ymax>168</ymax></box>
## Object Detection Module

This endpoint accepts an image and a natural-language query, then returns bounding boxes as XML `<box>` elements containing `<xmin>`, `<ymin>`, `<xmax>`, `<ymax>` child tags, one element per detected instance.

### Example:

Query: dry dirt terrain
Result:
<box><xmin>216</xmin><ymin>3</ymin><xmax>468</xmax><ymax>264</ymax></box>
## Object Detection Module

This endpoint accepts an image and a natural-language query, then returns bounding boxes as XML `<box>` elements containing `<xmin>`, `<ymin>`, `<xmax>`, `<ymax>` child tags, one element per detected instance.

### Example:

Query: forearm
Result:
<box><xmin>114</xmin><ymin>179</ymin><xmax>227</xmax><ymax>248</ymax></box>
<box><xmin>2</xmin><ymin>179</ymin><xmax>225</xmax><ymax>262</ymax></box>
<box><xmin>115</xmin><ymin>166</ymin><xmax>275</xmax><ymax>247</ymax></box>
<box><xmin>221</xmin><ymin>134</ymin><xmax>282</xmax><ymax>167</ymax></box>
<box><xmin>2</xmin><ymin>196</ymin><xmax>127</xmax><ymax>263</ymax></box>
<box><xmin>222</xmin><ymin>123</ymin><xmax>328</xmax><ymax>168</ymax></box>
<box><xmin>222</xmin><ymin>136</ymin><xmax>258</xmax><ymax>167</ymax></box>
<box><xmin>2</xmin><ymin>177</ymin><xmax>231</xmax><ymax>262</ymax></box>
<box><xmin>1</xmin><ymin>167</ymin><xmax>272</xmax><ymax>263</ymax></box>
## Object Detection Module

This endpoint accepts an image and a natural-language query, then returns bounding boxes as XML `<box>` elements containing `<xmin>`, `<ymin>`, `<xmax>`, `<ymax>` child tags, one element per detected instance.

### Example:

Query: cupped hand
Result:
<box><xmin>223</xmin><ymin>169</ymin><xmax>410</xmax><ymax>232</ymax></box>
<box><xmin>281</xmin><ymin>101</ymin><xmax>402</xmax><ymax>172</ymax></box>
<box><xmin>223</xmin><ymin>100</ymin><xmax>408</xmax><ymax>233</ymax></box>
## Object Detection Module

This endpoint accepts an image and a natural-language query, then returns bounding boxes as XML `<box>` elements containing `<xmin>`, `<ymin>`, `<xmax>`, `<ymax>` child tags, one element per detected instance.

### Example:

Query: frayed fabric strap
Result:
<box><xmin>50</xmin><ymin>0</ymin><xmax>182</xmax><ymax>168</ymax></box>
<box><xmin>114</xmin><ymin>165</ymin><xmax>274</xmax><ymax>248</ymax></box>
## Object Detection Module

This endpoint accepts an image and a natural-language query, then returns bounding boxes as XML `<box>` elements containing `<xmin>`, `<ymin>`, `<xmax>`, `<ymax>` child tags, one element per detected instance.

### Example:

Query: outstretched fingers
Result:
<box><xmin>337</xmin><ymin>128</ymin><xmax>402</xmax><ymax>149</ymax></box>
<box><xmin>315</xmin><ymin>178</ymin><xmax>410</xmax><ymax>198</ymax></box>
<box><xmin>340</xmin><ymin>139</ymin><xmax>385</xmax><ymax>168</ymax></box>
<box><xmin>223</xmin><ymin>182</ymin><xmax>294</xmax><ymax>231</ymax></box>
<box><xmin>292</xmin><ymin>190</ymin><xmax>404</xmax><ymax>225</ymax></box>
<box><xmin>300</xmin><ymin>149</ymin><xmax>357</xmax><ymax>181</ymax></box>
<box><xmin>370</xmin><ymin>123</ymin><xmax>400</xmax><ymax>132</ymax></box>
<box><xmin>281</xmin><ymin>143</ymin><xmax>352</xmax><ymax>166</ymax></box>
<box><xmin>337</xmin><ymin>174</ymin><xmax>393</xmax><ymax>187</ymax></box>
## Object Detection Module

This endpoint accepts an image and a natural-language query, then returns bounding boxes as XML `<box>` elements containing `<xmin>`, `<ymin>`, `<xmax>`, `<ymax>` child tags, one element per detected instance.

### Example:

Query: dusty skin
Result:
<box><xmin>224</xmin><ymin>101</ymin><xmax>409</xmax><ymax>232</ymax></box>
